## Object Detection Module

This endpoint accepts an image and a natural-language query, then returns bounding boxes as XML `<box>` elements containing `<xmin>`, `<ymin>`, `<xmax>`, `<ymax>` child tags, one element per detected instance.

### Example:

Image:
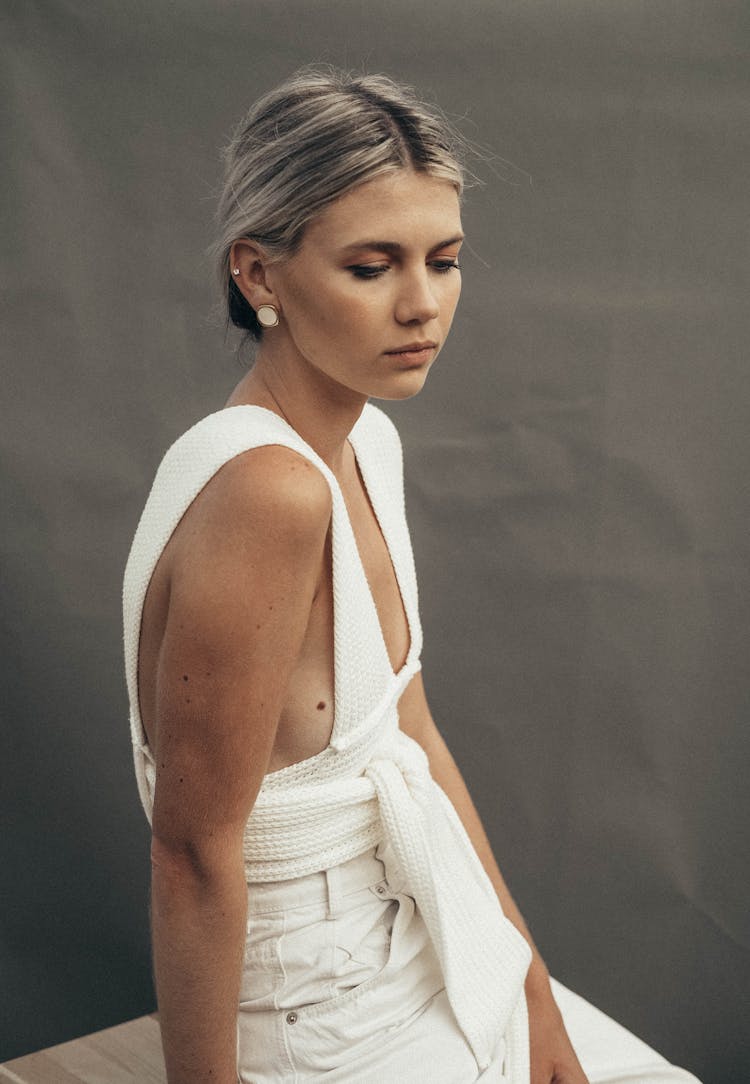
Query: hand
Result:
<box><xmin>528</xmin><ymin>987</ymin><xmax>589</xmax><ymax>1084</ymax></box>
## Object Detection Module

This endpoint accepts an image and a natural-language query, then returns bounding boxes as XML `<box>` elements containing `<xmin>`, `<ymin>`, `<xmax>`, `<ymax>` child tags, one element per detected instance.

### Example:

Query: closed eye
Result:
<box><xmin>349</xmin><ymin>264</ymin><xmax>390</xmax><ymax>279</ymax></box>
<box><xmin>349</xmin><ymin>260</ymin><xmax>460</xmax><ymax>279</ymax></box>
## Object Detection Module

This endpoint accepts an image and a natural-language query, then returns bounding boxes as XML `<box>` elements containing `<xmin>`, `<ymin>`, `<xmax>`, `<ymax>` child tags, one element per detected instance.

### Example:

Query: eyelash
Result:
<box><xmin>349</xmin><ymin>260</ymin><xmax>461</xmax><ymax>279</ymax></box>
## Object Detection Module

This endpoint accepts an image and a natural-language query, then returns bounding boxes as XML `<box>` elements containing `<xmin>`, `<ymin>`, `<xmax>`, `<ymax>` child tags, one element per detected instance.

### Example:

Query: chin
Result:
<box><xmin>371</xmin><ymin>369</ymin><xmax>432</xmax><ymax>402</ymax></box>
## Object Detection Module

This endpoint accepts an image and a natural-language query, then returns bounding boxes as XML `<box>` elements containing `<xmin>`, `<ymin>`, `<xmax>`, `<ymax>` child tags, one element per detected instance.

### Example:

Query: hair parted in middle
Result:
<box><xmin>212</xmin><ymin>66</ymin><xmax>467</xmax><ymax>340</ymax></box>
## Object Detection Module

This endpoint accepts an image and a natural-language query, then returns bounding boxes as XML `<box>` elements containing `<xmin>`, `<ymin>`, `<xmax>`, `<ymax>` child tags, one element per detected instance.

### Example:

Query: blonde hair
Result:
<box><xmin>212</xmin><ymin>67</ymin><xmax>466</xmax><ymax>339</ymax></box>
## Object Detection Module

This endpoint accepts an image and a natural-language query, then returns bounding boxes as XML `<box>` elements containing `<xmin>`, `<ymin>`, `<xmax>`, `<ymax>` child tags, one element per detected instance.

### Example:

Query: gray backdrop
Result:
<box><xmin>2</xmin><ymin>2</ymin><xmax>748</xmax><ymax>1080</ymax></box>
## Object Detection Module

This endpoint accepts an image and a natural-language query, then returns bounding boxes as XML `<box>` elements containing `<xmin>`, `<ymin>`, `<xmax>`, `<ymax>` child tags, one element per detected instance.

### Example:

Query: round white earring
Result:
<box><xmin>232</xmin><ymin>267</ymin><xmax>240</xmax><ymax>276</ymax></box>
<box><xmin>256</xmin><ymin>304</ymin><xmax>280</xmax><ymax>329</ymax></box>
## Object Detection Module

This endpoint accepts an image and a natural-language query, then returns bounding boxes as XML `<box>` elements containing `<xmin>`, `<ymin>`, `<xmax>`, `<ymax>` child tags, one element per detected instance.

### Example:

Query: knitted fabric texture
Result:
<box><xmin>122</xmin><ymin>403</ymin><xmax>532</xmax><ymax>1079</ymax></box>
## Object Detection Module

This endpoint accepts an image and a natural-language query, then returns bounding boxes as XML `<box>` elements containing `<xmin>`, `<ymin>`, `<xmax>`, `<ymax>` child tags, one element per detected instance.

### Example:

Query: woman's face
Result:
<box><xmin>265</xmin><ymin>169</ymin><xmax>464</xmax><ymax>401</ymax></box>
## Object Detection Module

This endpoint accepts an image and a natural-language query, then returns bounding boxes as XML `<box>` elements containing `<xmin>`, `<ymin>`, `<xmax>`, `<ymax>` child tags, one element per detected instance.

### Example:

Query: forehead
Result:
<box><xmin>303</xmin><ymin>170</ymin><xmax>462</xmax><ymax>248</ymax></box>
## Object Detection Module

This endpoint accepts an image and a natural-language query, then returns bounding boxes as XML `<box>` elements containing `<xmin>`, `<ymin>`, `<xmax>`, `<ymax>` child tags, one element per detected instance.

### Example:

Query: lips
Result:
<box><xmin>385</xmin><ymin>341</ymin><xmax>438</xmax><ymax>368</ymax></box>
<box><xmin>386</xmin><ymin>341</ymin><xmax>438</xmax><ymax>354</ymax></box>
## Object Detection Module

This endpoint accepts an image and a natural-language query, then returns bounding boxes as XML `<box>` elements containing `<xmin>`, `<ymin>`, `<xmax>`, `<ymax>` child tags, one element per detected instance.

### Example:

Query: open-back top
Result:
<box><xmin>122</xmin><ymin>402</ymin><xmax>531</xmax><ymax>1079</ymax></box>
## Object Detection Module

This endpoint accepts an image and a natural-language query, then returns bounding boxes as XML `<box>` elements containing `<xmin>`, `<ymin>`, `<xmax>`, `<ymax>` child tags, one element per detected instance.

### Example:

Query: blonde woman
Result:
<box><xmin>123</xmin><ymin>68</ymin><xmax>702</xmax><ymax>1084</ymax></box>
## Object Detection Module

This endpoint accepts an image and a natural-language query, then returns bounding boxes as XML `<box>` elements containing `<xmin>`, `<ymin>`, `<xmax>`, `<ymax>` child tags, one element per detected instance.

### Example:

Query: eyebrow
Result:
<box><xmin>341</xmin><ymin>234</ymin><xmax>464</xmax><ymax>255</ymax></box>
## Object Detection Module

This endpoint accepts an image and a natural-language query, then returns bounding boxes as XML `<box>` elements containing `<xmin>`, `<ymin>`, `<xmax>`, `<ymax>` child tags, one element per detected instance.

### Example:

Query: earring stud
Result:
<box><xmin>257</xmin><ymin>304</ymin><xmax>280</xmax><ymax>329</ymax></box>
<box><xmin>232</xmin><ymin>267</ymin><xmax>240</xmax><ymax>276</ymax></box>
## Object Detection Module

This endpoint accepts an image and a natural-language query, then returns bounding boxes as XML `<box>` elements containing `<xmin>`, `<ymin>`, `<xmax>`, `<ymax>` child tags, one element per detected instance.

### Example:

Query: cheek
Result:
<box><xmin>315</xmin><ymin>292</ymin><xmax>383</xmax><ymax>337</ymax></box>
<box><xmin>442</xmin><ymin>278</ymin><xmax>462</xmax><ymax>320</ymax></box>
<box><xmin>284</xmin><ymin>280</ymin><xmax>381</xmax><ymax>357</ymax></box>
<box><xmin>282</xmin><ymin>280</ymin><xmax>344</xmax><ymax>341</ymax></box>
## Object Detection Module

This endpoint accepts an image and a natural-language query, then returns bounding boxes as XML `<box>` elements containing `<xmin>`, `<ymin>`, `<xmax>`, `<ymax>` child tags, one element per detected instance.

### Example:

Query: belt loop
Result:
<box><xmin>324</xmin><ymin>863</ymin><xmax>342</xmax><ymax>919</ymax></box>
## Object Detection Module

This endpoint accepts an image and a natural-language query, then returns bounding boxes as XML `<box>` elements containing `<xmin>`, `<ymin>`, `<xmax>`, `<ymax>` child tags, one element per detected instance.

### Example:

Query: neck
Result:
<box><xmin>224</xmin><ymin>342</ymin><xmax>367</xmax><ymax>473</ymax></box>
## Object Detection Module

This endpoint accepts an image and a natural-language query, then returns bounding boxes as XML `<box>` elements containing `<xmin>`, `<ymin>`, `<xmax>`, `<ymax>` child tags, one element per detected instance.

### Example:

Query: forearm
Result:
<box><xmin>150</xmin><ymin>848</ymin><xmax>247</xmax><ymax>1084</ymax></box>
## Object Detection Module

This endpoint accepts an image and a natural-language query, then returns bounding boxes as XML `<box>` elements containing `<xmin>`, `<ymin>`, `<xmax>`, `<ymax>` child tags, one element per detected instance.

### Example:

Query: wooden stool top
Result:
<box><xmin>0</xmin><ymin>1014</ymin><xmax>166</xmax><ymax>1084</ymax></box>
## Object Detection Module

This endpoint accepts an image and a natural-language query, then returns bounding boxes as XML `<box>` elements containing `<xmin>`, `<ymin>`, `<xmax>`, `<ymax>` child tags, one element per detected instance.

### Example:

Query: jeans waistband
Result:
<box><xmin>246</xmin><ymin>843</ymin><xmax>390</xmax><ymax>917</ymax></box>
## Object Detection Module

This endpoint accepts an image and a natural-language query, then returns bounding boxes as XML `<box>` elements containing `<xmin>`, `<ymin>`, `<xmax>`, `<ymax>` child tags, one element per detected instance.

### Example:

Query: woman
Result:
<box><xmin>123</xmin><ymin>68</ymin><xmax>702</xmax><ymax>1084</ymax></box>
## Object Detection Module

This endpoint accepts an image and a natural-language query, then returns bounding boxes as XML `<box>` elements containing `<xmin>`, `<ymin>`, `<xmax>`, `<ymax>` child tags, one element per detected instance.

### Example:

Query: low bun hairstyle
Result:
<box><xmin>212</xmin><ymin>67</ymin><xmax>466</xmax><ymax>341</ymax></box>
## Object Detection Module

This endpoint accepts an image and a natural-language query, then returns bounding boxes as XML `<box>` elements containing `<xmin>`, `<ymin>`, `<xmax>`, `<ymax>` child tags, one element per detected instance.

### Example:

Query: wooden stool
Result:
<box><xmin>0</xmin><ymin>1014</ymin><xmax>166</xmax><ymax>1083</ymax></box>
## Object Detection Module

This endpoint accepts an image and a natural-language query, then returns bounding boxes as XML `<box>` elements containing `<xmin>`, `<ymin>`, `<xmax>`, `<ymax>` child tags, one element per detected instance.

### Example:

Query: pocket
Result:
<box><xmin>275</xmin><ymin>881</ymin><xmax>400</xmax><ymax>1013</ymax></box>
<box><xmin>281</xmin><ymin>882</ymin><xmax>444</xmax><ymax>1076</ymax></box>
<box><xmin>327</xmin><ymin>882</ymin><xmax>398</xmax><ymax>1000</ymax></box>
<box><xmin>239</xmin><ymin>911</ymin><xmax>285</xmax><ymax>1006</ymax></box>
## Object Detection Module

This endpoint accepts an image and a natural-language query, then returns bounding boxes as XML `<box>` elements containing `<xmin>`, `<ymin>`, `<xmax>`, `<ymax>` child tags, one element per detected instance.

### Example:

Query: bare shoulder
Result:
<box><xmin>147</xmin><ymin>444</ymin><xmax>334</xmax><ymax>844</ymax></box>
<box><xmin>170</xmin><ymin>443</ymin><xmax>332</xmax><ymax>570</ymax></box>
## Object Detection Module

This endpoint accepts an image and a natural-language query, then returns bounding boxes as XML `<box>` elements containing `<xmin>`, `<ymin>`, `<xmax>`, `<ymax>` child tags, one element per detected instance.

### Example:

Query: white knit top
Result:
<box><xmin>123</xmin><ymin>402</ymin><xmax>532</xmax><ymax>1079</ymax></box>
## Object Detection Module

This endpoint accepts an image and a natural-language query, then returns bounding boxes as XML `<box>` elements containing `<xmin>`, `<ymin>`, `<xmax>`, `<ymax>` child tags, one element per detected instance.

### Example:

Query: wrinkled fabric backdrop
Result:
<box><xmin>2</xmin><ymin>2</ymin><xmax>748</xmax><ymax>1079</ymax></box>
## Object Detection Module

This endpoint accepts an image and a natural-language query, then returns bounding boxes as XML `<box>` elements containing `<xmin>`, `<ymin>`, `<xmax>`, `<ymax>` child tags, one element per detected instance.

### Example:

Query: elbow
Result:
<box><xmin>150</xmin><ymin>827</ymin><xmax>244</xmax><ymax>887</ymax></box>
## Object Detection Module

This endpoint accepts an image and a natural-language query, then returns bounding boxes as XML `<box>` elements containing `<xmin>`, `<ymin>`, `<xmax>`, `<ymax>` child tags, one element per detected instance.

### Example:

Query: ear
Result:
<box><xmin>229</xmin><ymin>239</ymin><xmax>279</xmax><ymax>313</ymax></box>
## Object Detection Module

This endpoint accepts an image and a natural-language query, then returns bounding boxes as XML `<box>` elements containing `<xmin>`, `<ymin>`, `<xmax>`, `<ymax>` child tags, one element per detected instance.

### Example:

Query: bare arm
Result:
<box><xmin>398</xmin><ymin>672</ymin><xmax>588</xmax><ymax>1084</ymax></box>
<box><xmin>148</xmin><ymin>447</ymin><xmax>331</xmax><ymax>1084</ymax></box>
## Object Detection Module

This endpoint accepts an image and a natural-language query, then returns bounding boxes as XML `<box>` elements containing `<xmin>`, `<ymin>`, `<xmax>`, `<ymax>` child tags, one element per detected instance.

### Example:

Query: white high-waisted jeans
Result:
<box><xmin>237</xmin><ymin>845</ymin><xmax>702</xmax><ymax>1084</ymax></box>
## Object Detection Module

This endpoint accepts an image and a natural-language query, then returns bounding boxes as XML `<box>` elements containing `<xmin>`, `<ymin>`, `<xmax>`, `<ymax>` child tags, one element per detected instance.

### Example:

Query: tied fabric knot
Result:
<box><xmin>364</xmin><ymin>732</ymin><xmax>532</xmax><ymax>1080</ymax></box>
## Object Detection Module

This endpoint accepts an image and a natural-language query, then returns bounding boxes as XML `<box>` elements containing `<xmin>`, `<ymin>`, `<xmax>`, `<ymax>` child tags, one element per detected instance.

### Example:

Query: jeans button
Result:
<box><xmin>286</xmin><ymin>1011</ymin><xmax>298</xmax><ymax>1024</ymax></box>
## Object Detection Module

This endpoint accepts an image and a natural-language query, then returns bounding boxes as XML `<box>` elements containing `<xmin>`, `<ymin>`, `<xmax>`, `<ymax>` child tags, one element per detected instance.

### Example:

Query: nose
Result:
<box><xmin>394</xmin><ymin>269</ymin><xmax>441</xmax><ymax>326</ymax></box>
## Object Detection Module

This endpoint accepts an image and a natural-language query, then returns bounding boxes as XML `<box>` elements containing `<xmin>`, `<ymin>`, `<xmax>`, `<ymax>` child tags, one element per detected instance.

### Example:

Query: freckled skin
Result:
<box><xmin>213</xmin><ymin>171</ymin><xmax>464</xmax><ymax>775</ymax></box>
<box><xmin>231</xmin><ymin>171</ymin><xmax>463</xmax><ymax>407</ymax></box>
<box><xmin>138</xmin><ymin>170</ymin><xmax>598</xmax><ymax>1084</ymax></box>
